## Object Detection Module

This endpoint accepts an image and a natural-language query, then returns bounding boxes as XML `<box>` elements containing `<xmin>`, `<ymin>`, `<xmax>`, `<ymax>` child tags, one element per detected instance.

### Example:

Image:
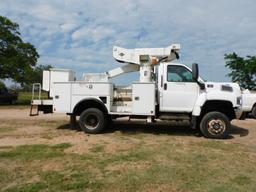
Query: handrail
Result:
<box><xmin>32</xmin><ymin>83</ymin><xmax>41</xmax><ymax>100</ymax></box>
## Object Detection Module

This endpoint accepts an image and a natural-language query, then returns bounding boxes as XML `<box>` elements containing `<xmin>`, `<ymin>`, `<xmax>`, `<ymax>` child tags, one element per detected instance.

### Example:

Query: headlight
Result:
<box><xmin>237</xmin><ymin>97</ymin><xmax>242</xmax><ymax>105</ymax></box>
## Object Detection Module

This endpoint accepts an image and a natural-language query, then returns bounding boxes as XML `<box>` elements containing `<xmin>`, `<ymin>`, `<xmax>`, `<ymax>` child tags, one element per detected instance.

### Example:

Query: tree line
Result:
<box><xmin>0</xmin><ymin>15</ymin><xmax>255</xmax><ymax>90</ymax></box>
<box><xmin>225</xmin><ymin>53</ymin><xmax>256</xmax><ymax>90</ymax></box>
<box><xmin>0</xmin><ymin>15</ymin><xmax>51</xmax><ymax>90</ymax></box>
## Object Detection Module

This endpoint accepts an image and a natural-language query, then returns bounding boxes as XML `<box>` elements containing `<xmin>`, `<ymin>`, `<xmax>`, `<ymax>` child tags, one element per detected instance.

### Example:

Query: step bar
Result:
<box><xmin>30</xmin><ymin>83</ymin><xmax>53</xmax><ymax>116</ymax></box>
<box><xmin>30</xmin><ymin>99</ymin><xmax>53</xmax><ymax>116</ymax></box>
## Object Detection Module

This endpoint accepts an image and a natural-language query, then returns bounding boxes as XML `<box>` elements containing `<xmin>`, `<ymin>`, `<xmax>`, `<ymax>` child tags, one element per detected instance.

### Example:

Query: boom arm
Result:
<box><xmin>106</xmin><ymin>64</ymin><xmax>140</xmax><ymax>78</ymax></box>
<box><xmin>113</xmin><ymin>44</ymin><xmax>181</xmax><ymax>65</ymax></box>
<box><xmin>83</xmin><ymin>44</ymin><xmax>181</xmax><ymax>82</ymax></box>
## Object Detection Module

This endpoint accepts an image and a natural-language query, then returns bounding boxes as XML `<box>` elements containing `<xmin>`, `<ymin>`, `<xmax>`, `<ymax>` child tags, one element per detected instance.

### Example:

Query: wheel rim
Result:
<box><xmin>84</xmin><ymin>114</ymin><xmax>99</xmax><ymax>130</ymax></box>
<box><xmin>207</xmin><ymin>119</ymin><xmax>226</xmax><ymax>136</ymax></box>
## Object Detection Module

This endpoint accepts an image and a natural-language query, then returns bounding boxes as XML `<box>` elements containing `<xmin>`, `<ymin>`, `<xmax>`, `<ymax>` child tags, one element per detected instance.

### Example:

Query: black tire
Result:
<box><xmin>79</xmin><ymin>108</ymin><xmax>106</xmax><ymax>134</ymax></box>
<box><xmin>251</xmin><ymin>105</ymin><xmax>256</xmax><ymax>119</ymax></box>
<box><xmin>200</xmin><ymin>111</ymin><xmax>230</xmax><ymax>139</ymax></box>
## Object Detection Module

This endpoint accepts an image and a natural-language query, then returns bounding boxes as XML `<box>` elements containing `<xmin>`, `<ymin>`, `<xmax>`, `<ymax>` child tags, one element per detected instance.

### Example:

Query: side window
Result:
<box><xmin>167</xmin><ymin>65</ymin><xmax>194</xmax><ymax>82</ymax></box>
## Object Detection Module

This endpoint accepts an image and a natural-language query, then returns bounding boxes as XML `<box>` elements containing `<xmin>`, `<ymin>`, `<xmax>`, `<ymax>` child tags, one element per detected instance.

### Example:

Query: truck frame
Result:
<box><xmin>31</xmin><ymin>44</ymin><xmax>243</xmax><ymax>139</ymax></box>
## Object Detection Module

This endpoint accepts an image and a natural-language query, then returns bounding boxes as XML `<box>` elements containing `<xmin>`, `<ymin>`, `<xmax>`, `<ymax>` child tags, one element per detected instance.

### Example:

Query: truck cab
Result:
<box><xmin>157</xmin><ymin>63</ymin><xmax>242</xmax><ymax>119</ymax></box>
<box><xmin>158</xmin><ymin>63</ymin><xmax>200</xmax><ymax>112</ymax></box>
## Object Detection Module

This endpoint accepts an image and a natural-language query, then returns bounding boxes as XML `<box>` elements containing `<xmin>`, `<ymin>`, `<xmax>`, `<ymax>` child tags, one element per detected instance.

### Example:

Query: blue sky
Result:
<box><xmin>1</xmin><ymin>0</ymin><xmax>256</xmax><ymax>84</ymax></box>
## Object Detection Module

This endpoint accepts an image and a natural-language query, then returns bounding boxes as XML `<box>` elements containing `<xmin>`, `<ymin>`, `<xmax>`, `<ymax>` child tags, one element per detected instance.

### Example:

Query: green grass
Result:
<box><xmin>90</xmin><ymin>144</ymin><xmax>105</xmax><ymax>153</ymax></box>
<box><xmin>5</xmin><ymin>182</ymin><xmax>48</xmax><ymax>192</ymax></box>
<box><xmin>0</xmin><ymin>127</ymin><xmax>17</xmax><ymax>133</ymax></box>
<box><xmin>0</xmin><ymin>143</ymin><xmax>72</xmax><ymax>161</ymax></box>
<box><xmin>16</xmin><ymin>91</ymin><xmax>48</xmax><ymax>105</ymax></box>
<box><xmin>0</xmin><ymin>91</ymin><xmax>49</xmax><ymax>107</ymax></box>
<box><xmin>17</xmin><ymin>91</ymin><xmax>33</xmax><ymax>104</ymax></box>
<box><xmin>0</xmin><ymin>136</ymin><xmax>256</xmax><ymax>191</ymax></box>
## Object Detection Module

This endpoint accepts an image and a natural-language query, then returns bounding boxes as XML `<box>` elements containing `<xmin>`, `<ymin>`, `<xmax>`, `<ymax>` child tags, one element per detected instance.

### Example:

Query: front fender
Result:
<box><xmin>192</xmin><ymin>92</ymin><xmax>207</xmax><ymax>116</ymax></box>
<box><xmin>192</xmin><ymin>91</ymin><xmax>239</xmax><ymax>117</ymax></box>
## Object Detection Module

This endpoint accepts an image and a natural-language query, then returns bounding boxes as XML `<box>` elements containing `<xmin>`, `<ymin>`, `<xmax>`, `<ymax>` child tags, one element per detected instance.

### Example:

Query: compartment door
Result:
<box><xmin>53</xmin><ymin>83</ymin><xmax>72</xmax><ymax>113</ymax></box>
<box><xmin>132</xmin><ymin>83</ymin><xmax>155</xmax><ymax>115</ymax></box>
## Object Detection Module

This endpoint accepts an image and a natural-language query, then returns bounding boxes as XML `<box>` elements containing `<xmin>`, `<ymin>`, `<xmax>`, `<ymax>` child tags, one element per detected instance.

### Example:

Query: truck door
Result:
<box><xmin>160</xmin><ymin>65</ymin><xmax>199</xmax><ymax>112</ymax></box>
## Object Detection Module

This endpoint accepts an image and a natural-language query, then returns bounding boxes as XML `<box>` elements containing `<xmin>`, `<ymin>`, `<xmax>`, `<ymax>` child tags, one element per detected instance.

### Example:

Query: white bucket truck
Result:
<box><xmin>31</xmin><ymin>44</ymin><xmax>243</xmax><ymax>139</ymax></box>
<box><xmin>241</xmin><ymin>89</ymin><xmax>256</xmax><ymax>118</ymax></box>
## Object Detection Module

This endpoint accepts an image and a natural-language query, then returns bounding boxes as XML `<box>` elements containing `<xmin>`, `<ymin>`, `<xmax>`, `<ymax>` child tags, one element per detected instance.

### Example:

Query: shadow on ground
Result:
<box><xmin>230</xmin><ymin>125</ymin><xmax>249</xmax><ymax>137</ymax></box>
<box><xmin>57</xmin><ymin>120</ymin><xmax>249</xmax><ymax>138</ymax></box>
<box><xmin>108</xmin><ymin>120</ymin><xmax>197</xmax><ymax>137</ymax></box>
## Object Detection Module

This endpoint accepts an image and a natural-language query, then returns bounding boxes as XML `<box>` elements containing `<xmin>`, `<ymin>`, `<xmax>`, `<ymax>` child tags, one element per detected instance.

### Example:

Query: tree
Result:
<box><xmin>29</xmin><ymin>64</ymin><xmax>52</xmax><ymax>84</ymax></box>
<box><xmin>0</xmin><ymin>15</ymin><xmax>39</xmax><ymax>86</ymax></box>
<box><xmin>19</xmin><ymin>64</ymin><xmax>52</xmax><ymax>91</ymax></box>
<box><xmin>225</xmin><ymin>53</ymin><xmax>256</xmax><ymax>90</ymax></box>
<box><xmin>0</xmin><ymin>80</ymin><xmax>6</xmax><ymax>89</ymax></box>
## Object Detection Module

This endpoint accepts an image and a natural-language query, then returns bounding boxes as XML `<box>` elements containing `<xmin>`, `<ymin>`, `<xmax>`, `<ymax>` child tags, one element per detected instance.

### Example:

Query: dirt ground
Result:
<box><xmin>1</xmin><ymin>107</ymin><xmax>256</xmax><ymax>191</ymax></box>
<box><xmin>0</xmin><ymin>107</ymin><xmax>256</xmax><ymax>152</ymax></box>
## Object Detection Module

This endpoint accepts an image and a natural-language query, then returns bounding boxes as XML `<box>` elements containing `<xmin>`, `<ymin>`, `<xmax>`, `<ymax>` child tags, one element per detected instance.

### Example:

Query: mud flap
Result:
<box><xmin>38</xmin><ymin>105</ymin><xmax>53</xmax><ymax>114</ymax></box>
<box><xmin>191</xmin><ymin>116</ymin><xmax>197</xmax><ymax>129</ymax></box>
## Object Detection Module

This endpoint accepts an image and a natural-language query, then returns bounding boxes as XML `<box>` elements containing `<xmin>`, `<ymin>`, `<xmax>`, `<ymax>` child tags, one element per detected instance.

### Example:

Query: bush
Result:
<box><xmin>0</xmin><ymin>81</ymin><xmax>6</xmax><ymax>89</ymax></box>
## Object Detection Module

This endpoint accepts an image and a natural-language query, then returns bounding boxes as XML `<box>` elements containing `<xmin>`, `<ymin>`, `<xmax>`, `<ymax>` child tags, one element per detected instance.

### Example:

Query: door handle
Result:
<box><xmin>164</xmin><ymin>83</ymin><xmax>167</xmax><ymax>90</ymax></box>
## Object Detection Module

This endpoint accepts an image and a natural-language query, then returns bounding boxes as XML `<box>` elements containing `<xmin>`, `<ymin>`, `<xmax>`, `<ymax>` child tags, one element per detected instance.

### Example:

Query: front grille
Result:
<box><xmin>221</xmin><ymin>85</ymin><xmax>233</xmax><ymax>92</ymax></box>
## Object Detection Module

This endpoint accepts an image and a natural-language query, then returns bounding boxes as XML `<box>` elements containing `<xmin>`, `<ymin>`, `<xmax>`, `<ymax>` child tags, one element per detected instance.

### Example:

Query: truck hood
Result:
<box><xmin>204</xmin><ymin>82</ymin><xmax>241</xmax><ymax>96</ymax></box>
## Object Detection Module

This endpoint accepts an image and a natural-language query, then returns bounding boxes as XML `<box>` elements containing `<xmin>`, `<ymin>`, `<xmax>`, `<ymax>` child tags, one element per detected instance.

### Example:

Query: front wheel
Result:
<box><xmin>79</xmin><ymin>108</ymin><xmax>107</xmax><ymax>134</ymax></box>
<box><xmin>200</xmin><ymin>112</ymin><xmax>230</xmax><ymax>139</ymax></box>
<box><xmin>251</xmin><ymin>105</ymin><xmax>256</xmax><ymax>119</ymax></box>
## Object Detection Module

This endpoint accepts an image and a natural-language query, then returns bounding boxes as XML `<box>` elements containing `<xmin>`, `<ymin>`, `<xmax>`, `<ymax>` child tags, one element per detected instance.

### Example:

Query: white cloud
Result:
<box><xmin>72</xmin><ymin>25</ymin><xmax>115</xmax><ymax>43</ymax></box>
<box><xmin>1</xmin><ymin>0</ymin><xmax>256</xmax><ymax>82</ymax></box>
<box><xmin>60</xmin><ymin>22</ymin><xmax>79</xmax><ymax>33</ymax></box>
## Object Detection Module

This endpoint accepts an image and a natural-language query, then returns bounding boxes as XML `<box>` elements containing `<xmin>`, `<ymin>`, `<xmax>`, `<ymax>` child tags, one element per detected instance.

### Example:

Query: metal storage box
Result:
<box><xmin>132</xmin><ymin>82</ymin><xmax>155</xmax><ymax>115</ymax></box>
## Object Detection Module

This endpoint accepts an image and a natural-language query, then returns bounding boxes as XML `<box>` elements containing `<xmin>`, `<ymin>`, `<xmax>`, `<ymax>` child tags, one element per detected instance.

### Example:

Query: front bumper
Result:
<box><xmin>234</xmin><ymin>106</ymin><xmax>243</xmax><ymax>119</ymax></box>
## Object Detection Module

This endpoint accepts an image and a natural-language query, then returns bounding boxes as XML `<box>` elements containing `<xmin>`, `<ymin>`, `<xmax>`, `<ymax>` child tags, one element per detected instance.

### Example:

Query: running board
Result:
<box><xmin>159</xmin><ymin>114</ymin><xmax>190</xmax><ymax>120</ymax></box>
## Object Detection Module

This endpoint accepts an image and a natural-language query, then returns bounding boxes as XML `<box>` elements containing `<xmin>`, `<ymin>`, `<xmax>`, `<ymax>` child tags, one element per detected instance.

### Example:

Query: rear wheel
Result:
<box><xmin>79</xmin><ymin>108</ymin><xmax>106</xmax><ymax>134</ymax></box>
<box><xmin>200</xmin><ymin>112</ymin><xmax>230</xmax><ymax>139</ymax></box>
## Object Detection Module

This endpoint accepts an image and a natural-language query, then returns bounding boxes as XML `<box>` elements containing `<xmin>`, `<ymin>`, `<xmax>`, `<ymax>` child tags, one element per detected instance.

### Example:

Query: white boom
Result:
<box><xmin>113</xmin><ymin>44</ymin><xmax>181</xmax><ymax>65</ymax></box>
<box><xmin>83</xmin><ymin>44</ymin><xmax>181</xmax><ymax>82</ymax></box>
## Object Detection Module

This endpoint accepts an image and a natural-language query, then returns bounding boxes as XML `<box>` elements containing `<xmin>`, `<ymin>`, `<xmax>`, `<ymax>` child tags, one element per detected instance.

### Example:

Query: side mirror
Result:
<box><xmin>192</xmin><ymin>63</ymin><xmax>205</xmax><ymax>90</ymax></box>
<box><xmin>192</xmin><ymin>63</ymin><xmax>199</xmax><ymax>81</ymax></box>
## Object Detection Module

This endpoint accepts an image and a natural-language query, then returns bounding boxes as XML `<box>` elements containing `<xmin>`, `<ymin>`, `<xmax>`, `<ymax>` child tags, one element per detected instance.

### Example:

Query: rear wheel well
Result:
<box><xmin>73</xmin><ymin>99</ymin><xmax>108</xmax><ymax>116</ymax></box>
<box><xmin>201</xmin><ymin>100</ymin><xmax>235</xmax><ymax>120</ymax></box>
